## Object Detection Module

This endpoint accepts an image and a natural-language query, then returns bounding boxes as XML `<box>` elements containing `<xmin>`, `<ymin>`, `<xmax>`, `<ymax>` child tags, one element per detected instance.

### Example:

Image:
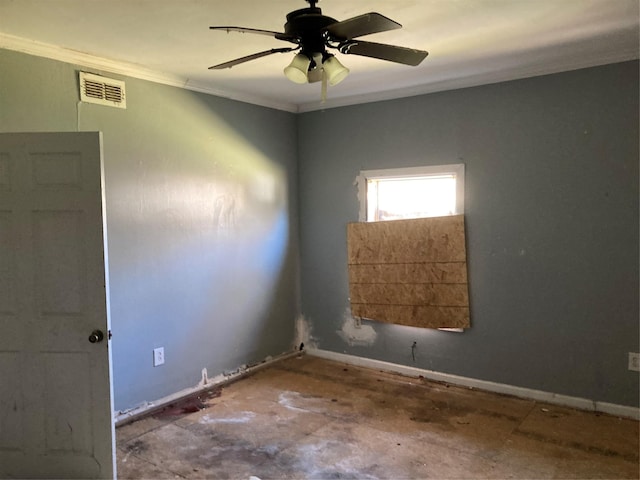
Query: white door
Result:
<box><xmin>0</xmin><ymin>132</ymin><xmax>115</xmax><ymax>478</ymax></box>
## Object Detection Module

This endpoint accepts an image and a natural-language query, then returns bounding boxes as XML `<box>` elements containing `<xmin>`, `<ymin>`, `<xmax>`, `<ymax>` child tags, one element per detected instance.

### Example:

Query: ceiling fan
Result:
<box><xmin>208</xmin><ymin>0</ymin><xmax>428</xmax><ymax>87</ymax></box>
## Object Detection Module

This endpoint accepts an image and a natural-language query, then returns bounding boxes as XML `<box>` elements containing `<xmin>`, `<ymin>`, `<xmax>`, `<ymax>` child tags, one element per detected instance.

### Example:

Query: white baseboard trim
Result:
<box><xmin>306</xmin><ymin>348</ymin><xmax>640</xmax><ymax>421</ymax></box>
<box><xmin>114</xmin><ymin>350</ymin><xmax>301</xmax><ymax>427</ymax></box>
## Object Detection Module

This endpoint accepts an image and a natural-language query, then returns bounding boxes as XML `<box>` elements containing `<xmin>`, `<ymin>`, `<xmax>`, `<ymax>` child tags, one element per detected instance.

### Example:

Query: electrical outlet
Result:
<box><xmin>153</xmin><ymin>347</ymin><xmax>165</xmax><ymax>367</ymax></box>
<box><xmin>629</xmin><ymin>352</ymin><xmax>640</xmax><ymax>372</ymax></box>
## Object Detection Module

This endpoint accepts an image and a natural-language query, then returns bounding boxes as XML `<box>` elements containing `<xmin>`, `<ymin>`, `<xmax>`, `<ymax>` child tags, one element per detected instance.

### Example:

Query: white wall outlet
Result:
<box><xmin>153</xmin><ymin>347</ymin><xmax>165</xmax><ymax>367</ymax></box>
<box><xmin>628</xmin><ymin>352</ymin><xmax>640</xmax><ymax>372</ymax></box>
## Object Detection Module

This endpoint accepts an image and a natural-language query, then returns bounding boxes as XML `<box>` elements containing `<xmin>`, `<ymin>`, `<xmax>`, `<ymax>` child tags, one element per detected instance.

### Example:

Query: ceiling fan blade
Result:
<box><xmin>339</xmin><ymin>40</ymin><xmax>428</xmax><ymax>66</ymax></box>
<box><xmin>208</xmin><ymin>47</ymin><xmax>297</xmax><ymax>69</ymax></box>
<box><xmin>325</xmin><ymin>13</ymin><xmax>401</xmax><ymax>40</ymax></box>
<box><xmin>209</xmin><ymin>26</ymin><xmax>297</xmax><ymax>43</ymax></box>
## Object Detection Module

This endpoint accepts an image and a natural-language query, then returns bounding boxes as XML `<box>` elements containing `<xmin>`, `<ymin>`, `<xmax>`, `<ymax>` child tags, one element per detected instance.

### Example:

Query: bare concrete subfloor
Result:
<box><xmin>116</xmin><ymin>355</ymin><xmax>639</xmax><ymax>479</ymax></box>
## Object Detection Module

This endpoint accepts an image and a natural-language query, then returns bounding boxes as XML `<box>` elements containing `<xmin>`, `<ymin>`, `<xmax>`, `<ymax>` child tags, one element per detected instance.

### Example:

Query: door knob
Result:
<box><xmin>88</xmin><ymin>330</ymin><xmax>104</xmax><ymax>343</ymax></box>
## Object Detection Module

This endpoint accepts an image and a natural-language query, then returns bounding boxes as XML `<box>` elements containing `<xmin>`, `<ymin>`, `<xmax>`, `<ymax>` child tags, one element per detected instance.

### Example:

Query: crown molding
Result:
<box><xmin>2</xmin><ymin>32</ymin><xmax>637</xmax><ymax>115</ymax></box>
<box><xmin>297</xmin><ymin>49</ymin><xmax>640</xmax><ymax>112</ymax></box>
<box><xmin>0</xmin><ymin>32</ymin><xmax>298</xmax><ymax>113</ymax></box>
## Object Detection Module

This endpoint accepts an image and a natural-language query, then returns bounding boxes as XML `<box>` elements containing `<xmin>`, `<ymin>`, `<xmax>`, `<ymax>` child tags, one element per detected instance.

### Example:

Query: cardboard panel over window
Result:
<box><xmin>347</xmin><ymin>215</ymin><xmax>470</xmax><ymax>329</ymax></box>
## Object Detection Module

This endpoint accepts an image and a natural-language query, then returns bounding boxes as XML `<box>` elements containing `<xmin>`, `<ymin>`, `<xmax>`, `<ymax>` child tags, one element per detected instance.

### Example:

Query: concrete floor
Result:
<box><xmin>116</xmin><ymin>355</ymin><xmax>639</xmax><ymax>479</ymax></box>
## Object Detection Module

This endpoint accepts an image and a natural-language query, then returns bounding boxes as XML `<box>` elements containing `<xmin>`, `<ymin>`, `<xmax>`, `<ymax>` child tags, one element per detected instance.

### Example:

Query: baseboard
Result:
<box><xmin>114</xmin><ymin>350</ymin><xmax>301</xmax><ymax>427</ymax></box>
<box><xmin>306</xmin><ymin>348</ymin><xmax>640</xmax><ymax>421</ymax></box>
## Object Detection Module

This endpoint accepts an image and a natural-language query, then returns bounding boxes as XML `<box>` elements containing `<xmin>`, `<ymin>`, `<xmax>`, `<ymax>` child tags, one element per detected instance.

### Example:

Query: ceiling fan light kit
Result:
<box><xmin>209</xmin><ymin>0</ymin><xmax>428</xmax><ymax>93</ymax></box>
<box><xmin>285</xmin><ymin>51</ymin><xmax>349</xmax><ymax>86</ymax></box>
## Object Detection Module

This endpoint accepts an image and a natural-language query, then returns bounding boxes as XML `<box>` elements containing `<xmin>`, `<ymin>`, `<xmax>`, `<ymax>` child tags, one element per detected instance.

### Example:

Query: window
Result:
<box><xmin>357</xmin><ymin>164</ymin><xmax>464</xmax><ymax>222</ymax></box>
<box><xmin>352</xmin><ymin>164</ymin><xmax>468</xmax><ymax>331</ymax></box>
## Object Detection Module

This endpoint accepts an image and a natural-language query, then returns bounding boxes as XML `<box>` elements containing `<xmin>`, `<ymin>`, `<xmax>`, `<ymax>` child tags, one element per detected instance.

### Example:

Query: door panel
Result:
<box><xmin>44</xmin><ymin>352</ymin><xmax>93</xmax><ymax>453</ymax></box>
<box><xmin>34</xmin><ymin>210</ymin><xmax>87</xmax><ymax>315</ymax></box>
<box><xmin>0</xmin><ymin>132</ymin><xmax>115</xmax><ymax>479</ymax></box>
<box><xmin>0</xmin><ymin>352</ymin><xmax>22</xmax><ymax>450</ymax></box>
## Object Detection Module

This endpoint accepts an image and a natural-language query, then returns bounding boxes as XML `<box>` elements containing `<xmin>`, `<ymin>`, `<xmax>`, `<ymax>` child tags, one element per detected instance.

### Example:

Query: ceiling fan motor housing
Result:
<box><xmin>284</xmin><ymin>7</ymin><xmax>338</xmax><ymax>55</ymax></box>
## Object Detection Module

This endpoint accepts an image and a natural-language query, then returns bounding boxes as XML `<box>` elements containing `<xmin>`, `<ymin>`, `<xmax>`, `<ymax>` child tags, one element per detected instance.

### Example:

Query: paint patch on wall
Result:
<box><xmin>354</xmin><ymin>173</ymin><xmax>367</xmax><ymax>222</ymax></box>
<box><xmin>199</xmin><ymin>368</ymin><xmax>208</xmax><ymax>386</ymax></box>
<box><xmin>337</xmin><ymin>308</ymin><xmax>377</xmax><ymax>347</ymax></box>
<box><xmin>294</xmin><ymin>315</ymin><xmax>317</xmax><ymax>350</ymax></box>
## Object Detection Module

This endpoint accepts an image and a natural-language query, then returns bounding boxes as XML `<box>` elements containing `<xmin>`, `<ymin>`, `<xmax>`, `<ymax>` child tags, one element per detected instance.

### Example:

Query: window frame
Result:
<box><xmin>357</xmin><ymin>164</ymin><xmax>465</xmax><ymax>222</ymax></box>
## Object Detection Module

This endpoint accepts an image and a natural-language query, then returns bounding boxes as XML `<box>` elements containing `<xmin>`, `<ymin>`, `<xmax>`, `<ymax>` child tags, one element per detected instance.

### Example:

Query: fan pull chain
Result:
<box><xmin>321</xmin><ymin>68</ymin><xmax>327</xmax><ymax>103</ymax></box>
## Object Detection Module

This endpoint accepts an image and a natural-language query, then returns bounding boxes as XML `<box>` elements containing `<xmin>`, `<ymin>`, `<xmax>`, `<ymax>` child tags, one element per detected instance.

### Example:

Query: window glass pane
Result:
<box><xmin>368</xmin><ymin>175</ymin><xmax>456</xmax><ymax>221</ymax></box>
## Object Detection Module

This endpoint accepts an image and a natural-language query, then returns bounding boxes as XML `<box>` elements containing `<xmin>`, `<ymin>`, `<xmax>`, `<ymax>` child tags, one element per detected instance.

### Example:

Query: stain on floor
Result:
<box><xmin>116</xmin><ymin>355</ymin><xmax>639</xmax><ymax>479</ymax></box>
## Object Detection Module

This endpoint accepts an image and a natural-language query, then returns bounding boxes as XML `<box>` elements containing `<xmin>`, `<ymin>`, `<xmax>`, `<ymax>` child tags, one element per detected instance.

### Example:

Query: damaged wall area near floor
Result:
<box><xmin>297</xmin><ymin>60</ymin><xmax>639</xmax><ymax>408</ymax></box>
<box><xmin>347</xmin><ymin>215</ymin><xmax>470</xmax><ymax>329</ymax></box>
<box><xmin>0</xmin><ymin>48</ymin><xmax>300</xmax><ymax>411</ymax></box>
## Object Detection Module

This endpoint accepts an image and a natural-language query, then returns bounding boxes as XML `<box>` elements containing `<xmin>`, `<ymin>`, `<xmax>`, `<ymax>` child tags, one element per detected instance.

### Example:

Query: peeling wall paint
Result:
<box><xmin>337</xmin><ymin>309</ymin><xmax>377</xmax><ymax>347</ymax></box>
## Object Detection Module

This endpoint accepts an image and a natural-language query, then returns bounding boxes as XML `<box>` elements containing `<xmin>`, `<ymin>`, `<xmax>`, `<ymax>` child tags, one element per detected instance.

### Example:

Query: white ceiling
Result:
<box><xmin>0</xmin><ymin>0</ymin><xmax>638</xmax><ymax>112</ymax></box>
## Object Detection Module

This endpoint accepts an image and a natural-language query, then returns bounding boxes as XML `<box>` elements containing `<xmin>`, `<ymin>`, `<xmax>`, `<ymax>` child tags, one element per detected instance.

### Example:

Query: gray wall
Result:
<box><xmin>1</xmin><ymin>49</ymin><xmax>299</xmax><ymax>411</ymax></box>
<box><xmin>297</xmin><ymin>61</ymin><xmax>639</xmax><ymax>407</ymax></box>
<box><xmin>2</xmin><ymin>47</ymin><xmax>637</xmax><ymax>411</ymax></box>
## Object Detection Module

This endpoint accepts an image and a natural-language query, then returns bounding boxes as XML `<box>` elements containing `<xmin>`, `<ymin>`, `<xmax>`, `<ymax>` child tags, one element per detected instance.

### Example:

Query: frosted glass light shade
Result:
<box><xmin>323</xmin><ymin>55</ymin><xmax>349</xmax><ymax>86</ymax></box>
<box><xmin>284</xmin><ymin>54</ymin><xmax>311</xmax><ymax>84</ymax></box>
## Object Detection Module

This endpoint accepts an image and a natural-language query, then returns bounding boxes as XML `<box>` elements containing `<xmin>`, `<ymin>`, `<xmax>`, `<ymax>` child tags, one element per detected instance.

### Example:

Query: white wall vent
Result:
<box><xmin>79</xmin><ymin>72</ymin><xmax>126</xmax><ymax>109</ymax></box>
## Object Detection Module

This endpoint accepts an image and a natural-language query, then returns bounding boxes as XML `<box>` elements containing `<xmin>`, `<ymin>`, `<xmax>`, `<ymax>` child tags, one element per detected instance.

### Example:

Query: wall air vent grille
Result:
<box><xmin>79</xmin><ymin>72</ymin><xmax>126</xmax><ymax>109</ymax></box>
